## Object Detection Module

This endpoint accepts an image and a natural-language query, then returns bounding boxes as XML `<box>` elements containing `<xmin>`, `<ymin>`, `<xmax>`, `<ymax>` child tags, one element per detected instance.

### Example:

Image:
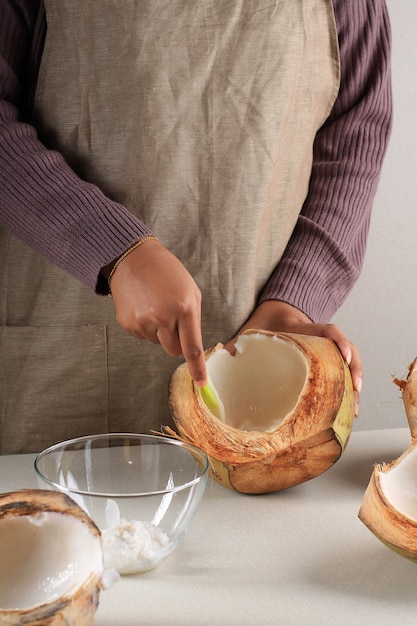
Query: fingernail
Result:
<box><xmin>355</xmin><ymin>376</ymin><xmax>363</xmax><ymax>394</ymax></box>
<box><xmin>345</xmin><ymin>347</ymin><xmax>352</xmax><ymax>366</ymax></box>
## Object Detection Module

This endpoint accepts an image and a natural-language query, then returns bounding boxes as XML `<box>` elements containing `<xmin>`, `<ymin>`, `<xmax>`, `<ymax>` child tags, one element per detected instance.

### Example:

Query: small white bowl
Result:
<box><xmin>34</xmin><ymin>433</ymin><xmax>209</xmax><ymax>575</ymax></box>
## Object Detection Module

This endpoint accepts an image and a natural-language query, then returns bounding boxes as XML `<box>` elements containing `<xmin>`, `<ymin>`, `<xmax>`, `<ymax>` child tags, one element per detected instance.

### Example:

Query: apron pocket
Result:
<box><xmin>0</xmin><ymin>324</ymin><xmax>109</xmax><ymax>454</ymax></box>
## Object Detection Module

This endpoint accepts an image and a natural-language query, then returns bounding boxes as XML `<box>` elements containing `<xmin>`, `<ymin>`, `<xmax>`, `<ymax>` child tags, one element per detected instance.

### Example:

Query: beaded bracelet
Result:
<box><xmin>107</xmin><ymin>235</ymin><xmax>158</xmax><ymax>296</ymax></box>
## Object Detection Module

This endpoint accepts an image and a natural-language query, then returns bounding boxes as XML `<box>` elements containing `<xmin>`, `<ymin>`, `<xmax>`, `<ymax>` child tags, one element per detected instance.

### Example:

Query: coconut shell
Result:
<box><xmin>394</xmin><ymin>357</ymin><xmax>417</xmax><ymax>440</ymax></box>
<box><xmin>0</xmin><ymin>489</ymin><xmax>102</xmax><ymax>626</ymax></box>
<box><xmin>359</xmin><ymin>357</ymin><xmax>417</xmax><ymax>562</ymax></box>
<box><xmin>358</xmin><ymin>456</ymin><xmax>417</xmax><ymax>561</ymax></box>
<box><xmin>168</xmin><ymin>330</ymin><xmax>355</xmax><ymax>494</ymax></box>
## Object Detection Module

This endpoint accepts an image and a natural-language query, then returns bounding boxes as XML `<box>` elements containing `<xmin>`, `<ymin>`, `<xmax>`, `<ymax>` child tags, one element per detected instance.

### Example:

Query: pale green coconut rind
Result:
<box><xmin>168</xmin><ymin>330</ymin><xmax>355</xmax><ymax>494</ymax></box>
<box><xmin>358</xmin><ymin>465</ymin><xmax>417</xmax><ymax>562</ymax></box>
<box><xmin>0</xmin><ymin>490</ymin><xmax>102</xmax><ymax>626</ymax></box>
<box><xmin>332</xmin><ymin>357</ymin><xmax>355</xmax><ymax>451</ymax></box>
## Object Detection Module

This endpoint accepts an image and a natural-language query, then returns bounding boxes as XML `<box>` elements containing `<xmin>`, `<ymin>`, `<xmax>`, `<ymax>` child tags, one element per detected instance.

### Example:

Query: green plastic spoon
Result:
<box><xmin>199</xmin><ymin>377</ymin><xmax>225</xmax><ymax>420</ymax></box>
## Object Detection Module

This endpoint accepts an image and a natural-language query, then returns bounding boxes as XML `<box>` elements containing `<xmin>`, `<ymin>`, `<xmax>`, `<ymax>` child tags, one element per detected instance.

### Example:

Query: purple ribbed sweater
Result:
<box><xmin>0</xmin><ymin>1</ymin><xmax>392</xmax><ymax>322</ymax></box>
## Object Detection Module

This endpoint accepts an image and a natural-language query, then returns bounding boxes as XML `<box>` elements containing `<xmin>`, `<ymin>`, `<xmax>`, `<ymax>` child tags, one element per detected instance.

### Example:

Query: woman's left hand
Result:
<box><xmin>224</xmin><ymin>300</ymin><xmax>362</xmax><ymax>416</ymax></box>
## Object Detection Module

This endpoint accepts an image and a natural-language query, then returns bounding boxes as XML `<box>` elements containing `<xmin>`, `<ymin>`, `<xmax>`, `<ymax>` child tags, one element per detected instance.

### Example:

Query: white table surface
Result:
<box><xmin>1</xmin><ymin>427</ymin><xmax>416</xmax><ymax>626</ymax></box>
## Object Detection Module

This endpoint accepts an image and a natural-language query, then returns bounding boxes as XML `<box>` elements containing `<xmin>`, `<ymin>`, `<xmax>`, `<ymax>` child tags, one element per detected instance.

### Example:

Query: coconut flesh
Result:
<box><xmin>168</xmin><ymin>330</ymin><xmax>355</xmax><ymax>494</ymax></box>
<box><xmin>378</xmin><ymin>446</ymin><xmax>417</xmax><ymax>521</ymax></box>
<box><xmin>202</xmin><ymin>331</ymin><xmax>308</xmax><ymax>431</ymax></box>
<box><xmin>101</xmin><ymin>498</ymin><xmax>170</xmax><ymax>574</ymax></box>
<box><xmin>0</xmin><ymin>490</ymin><xmax>103</xmax><ymax>626</ymax></box>
<box><xmin>359</xmin><ymin>358</ymin><xmax>417</xmax><ymax>560</ymax></box>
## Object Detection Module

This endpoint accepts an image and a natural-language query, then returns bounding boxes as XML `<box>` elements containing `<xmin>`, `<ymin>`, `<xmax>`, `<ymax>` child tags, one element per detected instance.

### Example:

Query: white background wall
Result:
<box><xmin>332</xmin><ymin>0</ymin><xmax>417</xmax><ymax>430</ymax></box>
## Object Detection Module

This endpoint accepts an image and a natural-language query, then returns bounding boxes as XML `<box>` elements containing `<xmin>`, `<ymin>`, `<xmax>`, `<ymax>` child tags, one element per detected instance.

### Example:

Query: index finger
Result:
<box><xmin>177</xmin><ymin>317</ymin><xmax>207</xmax><ymax>386</ymax></box>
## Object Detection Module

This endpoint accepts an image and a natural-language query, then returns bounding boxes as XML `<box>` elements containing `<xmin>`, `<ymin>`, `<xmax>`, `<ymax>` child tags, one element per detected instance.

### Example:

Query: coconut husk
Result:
<box><xmin>167</xmin><ymin>330</ymin><xmax>355</xmax><ymax>494</ymax></box>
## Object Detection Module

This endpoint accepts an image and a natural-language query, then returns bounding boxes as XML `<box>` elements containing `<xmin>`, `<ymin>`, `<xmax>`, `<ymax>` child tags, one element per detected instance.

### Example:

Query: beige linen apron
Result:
<box><xmin>0</xmin><ymin>1</ymin><xmax>339</xmax><ymax>453</ymax></box>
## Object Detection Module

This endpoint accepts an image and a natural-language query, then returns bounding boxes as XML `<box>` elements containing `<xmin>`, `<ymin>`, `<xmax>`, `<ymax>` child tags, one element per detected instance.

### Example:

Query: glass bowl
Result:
<box><xmin>34</xmin><ymin>433</ymin><xmax>209</xmax><ymax>575</ymax></box>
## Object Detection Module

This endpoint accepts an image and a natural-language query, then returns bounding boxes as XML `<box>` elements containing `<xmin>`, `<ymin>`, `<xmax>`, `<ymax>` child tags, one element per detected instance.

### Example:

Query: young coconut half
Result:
<box><xmin>359</xmin><ymin>357</ymin><xmax>417</xmax><ymax>561</ymax></box>
<box><xmin>358</xmin><ymin>442</ymin><xmax>417</xmax><ymax>561</ymax></box>
<box><xmin>0</xmin><ymin>489</ymin><xmax>103</xmax><ymax>626</ymax></box>
<box><xmin>167</xmin><ymin>330</ymin><xmax>355</xmax><ymax>494</ymax></box>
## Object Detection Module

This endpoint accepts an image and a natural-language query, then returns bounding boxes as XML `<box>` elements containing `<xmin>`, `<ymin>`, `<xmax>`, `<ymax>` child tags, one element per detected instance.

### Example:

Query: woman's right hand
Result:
<box><xmin>108</xmin><ymin>238</ymin><xmax>207</xmax><ymax>387</ymax></box>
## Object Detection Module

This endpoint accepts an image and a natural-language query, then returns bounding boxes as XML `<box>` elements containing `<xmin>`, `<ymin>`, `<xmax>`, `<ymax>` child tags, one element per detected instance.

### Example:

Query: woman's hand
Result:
<box><xmin>108</xmin><ymin>238</ymin><xmax>207</xmax><ymax>386</ymax></box>
<box><xmin>224</xmin><ymin>300</ymin><xmax>362</xmax><ymax>416</ymax></box>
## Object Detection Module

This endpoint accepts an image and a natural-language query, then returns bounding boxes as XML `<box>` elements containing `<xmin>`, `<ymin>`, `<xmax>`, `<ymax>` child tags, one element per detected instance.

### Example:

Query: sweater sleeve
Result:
<box><xmin>0</xmin><ymin>0</ymin><xmax>153</xmax><ymax>294</ymax></box>
<box><xmin>259</xmin><ymin>0</ymin><xmax>393</xmax><ymax>323</ymax></box>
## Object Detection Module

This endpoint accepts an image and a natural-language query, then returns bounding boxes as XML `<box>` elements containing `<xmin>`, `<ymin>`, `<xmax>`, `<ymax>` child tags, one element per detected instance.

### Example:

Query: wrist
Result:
<box><xmin>104</xmin><ymin>236</ymin><xmax>158</xmax><ymax>296</ymax></box>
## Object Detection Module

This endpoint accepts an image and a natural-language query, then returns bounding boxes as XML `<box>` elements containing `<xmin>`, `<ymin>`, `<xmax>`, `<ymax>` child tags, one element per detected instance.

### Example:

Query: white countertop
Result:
<box><xmin>1</xmin><ymin>427</ymin><xmax>416</xmax><ymax>626</ymax></box>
